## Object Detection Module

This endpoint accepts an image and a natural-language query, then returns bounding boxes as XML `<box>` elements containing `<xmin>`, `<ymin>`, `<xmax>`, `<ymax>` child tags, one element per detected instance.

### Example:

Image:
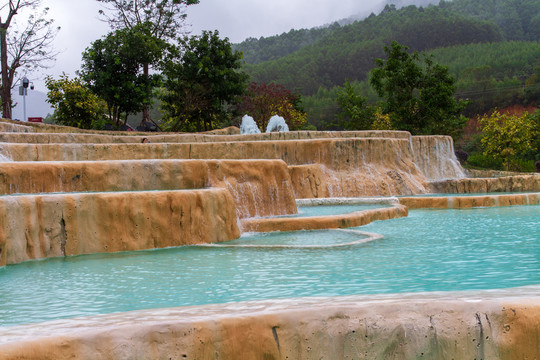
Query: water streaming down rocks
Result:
<box><xmin>0</xmin><ymin>119</ymin><xmax>539</xmax><ymax>358</ymax></box>
<box><xmin>0</xmin><ymin>153</ymin><xmax>11</xmax><ymax>162</ymax></box>
<box><xmin>0</xmin><ymin>159</ymin><xmax>296</xmax><ymax>218</ymax></box>
<box><xmin>0</xmin><ymin>136</ymin><xmax>431</xmax><ymax>197</ymax></box>
<box><xmin>412</xmin><ymin>135</ymin><xmax>466</xmax><ymax>180</ymax></box>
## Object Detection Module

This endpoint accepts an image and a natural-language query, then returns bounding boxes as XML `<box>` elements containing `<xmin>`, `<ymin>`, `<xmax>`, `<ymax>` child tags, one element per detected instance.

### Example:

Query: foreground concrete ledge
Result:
<box><xmin>400</xmin><ymin>192</ymin><xmax>540</xmax><ymax>209</ymax></box>
<box><xmin>0</xmin><ymin>286</ymin><xmax>538</xmax><ymax>359</ymax></box>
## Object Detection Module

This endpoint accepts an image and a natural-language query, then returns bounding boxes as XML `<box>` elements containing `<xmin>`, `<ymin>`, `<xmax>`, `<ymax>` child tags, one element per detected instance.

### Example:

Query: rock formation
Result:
<box><xmin>0</xmin><ymin>189</ymin><xmax>240</xmax><ymax>266</ymax></box>
<box><xmin>0</xmin><ymin>120</ymin><xmax>539</xmax><ymax>359</ymax></box>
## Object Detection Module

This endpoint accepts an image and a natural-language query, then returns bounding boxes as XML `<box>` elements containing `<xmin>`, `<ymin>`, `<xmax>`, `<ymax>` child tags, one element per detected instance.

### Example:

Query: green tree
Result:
<box><xmin>45</xmin><ymin>73</ymin><xmax>107</xmax><ymax>129</ymax></box>
<box><xmin>336</xmin><ymin>79</ymin><xmax>375</xmax><ymax>130</ymax></box>
<box><xmin>480</xmin><ymin>110</ymin><xmax>539</xmax><ymax>171</ymax></box>
<box><xmin>97</xmin><ymin>0</ymin><xmax>200</xmax><ymax>126</ymax></box>
<box><xmin>80</xmin><ymin>25</ymin><xmax>164</xmax><ymax>128</ymax></box>
<box><xmin>160</xmin><ymin>30</ymin><xmax>248</xmax><ymax>132</ymax></box>
<box><xmin>370</xmin><ymin>41</ymin><xmax>467</xmax><ymax>137</ymax></box>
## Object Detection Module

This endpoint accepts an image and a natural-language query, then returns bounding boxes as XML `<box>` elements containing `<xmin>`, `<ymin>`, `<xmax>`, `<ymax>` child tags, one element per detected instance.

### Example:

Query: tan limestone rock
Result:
<box><xmin>0</xmin><ymin>290</ymin><xmax>538</xmax><ymax>360</ymax></box>
<box><xmin>0</xmin><ymin>189</ymin><xmax>240</xmax><ymax>266</ymax></box>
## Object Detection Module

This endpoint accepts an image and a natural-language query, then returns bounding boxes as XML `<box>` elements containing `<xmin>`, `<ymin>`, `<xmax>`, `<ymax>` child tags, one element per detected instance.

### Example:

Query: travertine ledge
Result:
<box><xmin>241</xmin><ymin>204</ymin><xmax>408</xmax><ymax>233</ymax></box>
<box><xmin>0</xmin><ymin>129</ymin><xmax>411</xmax><ymax>144</ymax></box>
<box><xmin>429</xmin><ymin>174</ymin><xmax>540</xmax><ymax>193</ymax></box>
<box><xmin>0</xmin><ymin>287</ymin><xmax>538</xmax><ymax>360</ymax></box>
<box><xmin>0</xmin><ymin>189</ymin><xmax>240</xmax><ymax>266</ymax></box>
<box><xmin>0</xmin><ymin>159</ymin><xmax>298</xmax><ymax>219</ymax></box>
<box><xmin>400</xmin><ymin>192</ymin><xmax>540</xmax><ymax>209</ymax></box>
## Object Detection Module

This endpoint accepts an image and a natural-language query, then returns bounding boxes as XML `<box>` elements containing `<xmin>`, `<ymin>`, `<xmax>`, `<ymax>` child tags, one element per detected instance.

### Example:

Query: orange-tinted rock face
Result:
<box><xmin>1</xmin><ymin>137</ymin><xmax>431</xmax><ymax>197</ymax></box>
<box><xmin>429</xmin><ymin>174</ymin><xmax>540</xmax><ymax>193</ymax></box>
<box><xmin>0</xmin><ymin>189</ymin><xmax>240</xmax><ymax>266</ymax></box>
<box><xmin>204</xmin><ymin>160</ymin><xmax>297</xmax><ymax>218</ymax></box>
<box><xmin>399</xmin><ymin>192</ymin><xmax>540</xmax><ymax>209</ymax></box>
<box><xmin>241</xmin><ymin>204</ymin><xmax>408</xmax><ymax>233</ymax></box>
<box><xmin>0</xmin><ymin>159</ymin><xmax>297</xmax><ymax>219</ymax></box>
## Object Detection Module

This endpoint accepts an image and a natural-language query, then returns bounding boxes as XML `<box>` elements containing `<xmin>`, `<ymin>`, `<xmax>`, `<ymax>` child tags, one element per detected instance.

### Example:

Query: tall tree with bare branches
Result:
<box><xmin>97</xmin><ymin>0</ymin><xmax>199</xmax><ymax>127</ymax></box>
<box><xmin>0</xmin><ymin>0</ymin><xmax>59</xmax><ymax>119</ymax></box>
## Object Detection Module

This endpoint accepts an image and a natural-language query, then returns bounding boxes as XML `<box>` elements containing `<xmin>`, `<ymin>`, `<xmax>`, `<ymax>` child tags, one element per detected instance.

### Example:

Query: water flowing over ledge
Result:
<box><xmin>1</xmin><ymin>120</ymin><xmax>538</xmax><ymax>359</ymax></box>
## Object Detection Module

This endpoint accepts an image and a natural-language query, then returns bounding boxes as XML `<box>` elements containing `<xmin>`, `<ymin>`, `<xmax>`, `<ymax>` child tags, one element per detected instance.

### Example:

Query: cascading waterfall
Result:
<box><xmin>412</xmin><ymin>136</ymin><xmax>466</xmax><ymax>181</ymax></box>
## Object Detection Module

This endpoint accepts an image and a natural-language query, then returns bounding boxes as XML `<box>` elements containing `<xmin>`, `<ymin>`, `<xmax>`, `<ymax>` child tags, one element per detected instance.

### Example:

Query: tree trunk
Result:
<box><xmin>1</xmin><ymin>27</ymin><xmax>12</xmax><ymax>119</ymax></box>
<box><xmin>141</xmin><ymin>62</ymin><xmax>150</xmax><ymax>126</ymax></box>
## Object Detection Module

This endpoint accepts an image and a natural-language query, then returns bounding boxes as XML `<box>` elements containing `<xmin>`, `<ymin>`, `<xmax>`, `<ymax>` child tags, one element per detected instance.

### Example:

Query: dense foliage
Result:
<box><xmin>477</xmin><ymin>110</ymin><xmax>539</xmax><ymax>171</ymax></box>
<box><xmin>45</xmin><ymin>74</ymin><xmax>107</xmax><ymax>129</ymax></box>
<box><xmin>335</xmin><ymin>79</ymin><xmax>375</xmax><ymax>130</ymax></box>
<box><xmin>237</xmin><ymin>0</ymin><xmax>540</xmax><ymax>97</ymax></box>
<box><xmin>370</xmin><ymin>42</ymin><xmax>467</xmax><ymax>137</ymax></box>
<box><xmin>303</xmin><ymin>41</ymin><xmax>540</xmax><ymax>130</ymax></box>
<box><xmin>80</xmin><ymin>25</ymin><xmax>165</xmax><ymax>128</ymax></box>
<box><xmin>97</xmin><ymin>0</ymin><xmax>200</xmax><ymax>125</ymax></box>
<box><xmin>240</xmin><ymin>5</ymin><xmax>504</xmax><ymax>94</ymax></box>
<box><xmin>159</xmin><ymin>30</ymin><xmax>248</xmax><ymax>132</ymax></box>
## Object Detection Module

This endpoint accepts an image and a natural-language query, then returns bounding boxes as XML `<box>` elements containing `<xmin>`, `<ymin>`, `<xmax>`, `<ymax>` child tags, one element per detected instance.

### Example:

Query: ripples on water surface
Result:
<box><xmin>0</xmin><ymin>205</ymin><xmax>538</xmax><ymax>327</ymax></box>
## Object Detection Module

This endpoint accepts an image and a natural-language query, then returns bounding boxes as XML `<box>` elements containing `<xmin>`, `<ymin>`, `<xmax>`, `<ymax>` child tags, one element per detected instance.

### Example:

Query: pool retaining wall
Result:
<box><xmin>400</xmin><ymin>192</ymin><xmax>540</xmax><ymax>209</ymax></box>
<box><xmin>0</xmin><ymin>189</ymin><xmax>240</xmax><ymax>266</ymax></box>
<box><xmin>429</xmin><ymin>174</ymin><xmax>540</xmax><ymax>193</ymax></box>
<box><xmin>0</xmin><ymin>289</ymin><xmax>537</xmax><ymax>360</ymax></box>
<box><xmin>241</xmin><ymin>204</ymin><xmax>408</xmax><ymax>233</ymax></box>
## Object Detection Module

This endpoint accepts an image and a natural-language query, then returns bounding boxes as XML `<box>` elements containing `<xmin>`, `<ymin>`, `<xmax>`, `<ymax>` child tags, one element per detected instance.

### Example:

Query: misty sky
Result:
<box><xmin>10</xmin><ymin>0</ymin><xmax>385</xmax><ymax>118</ymax></box>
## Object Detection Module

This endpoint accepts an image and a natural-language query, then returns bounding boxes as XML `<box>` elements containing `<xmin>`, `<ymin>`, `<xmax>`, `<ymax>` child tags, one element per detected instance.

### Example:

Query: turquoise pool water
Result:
<box><xmin>0</xmin><ymin>205</ymin><xmax>538</xmax><ymax>327</ymax></box>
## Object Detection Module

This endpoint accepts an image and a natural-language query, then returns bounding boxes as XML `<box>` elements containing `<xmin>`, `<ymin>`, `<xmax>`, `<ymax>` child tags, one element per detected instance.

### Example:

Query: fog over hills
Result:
<box><xmin>335</xmin><ymin>0</ymin><xmax>440</xmax><ymax>26</ymax></box>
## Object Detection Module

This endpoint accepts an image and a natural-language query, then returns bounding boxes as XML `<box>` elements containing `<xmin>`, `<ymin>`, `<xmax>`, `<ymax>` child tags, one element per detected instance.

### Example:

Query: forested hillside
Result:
<box><xmin>302</xmin><ymin>41</ymin><xmax>540</xmax><ymax>129</ymax></box>
<box><xmin>236</xmin><ymin>0</ymin><xmax>540</xmax><ymax>96</ymax></box>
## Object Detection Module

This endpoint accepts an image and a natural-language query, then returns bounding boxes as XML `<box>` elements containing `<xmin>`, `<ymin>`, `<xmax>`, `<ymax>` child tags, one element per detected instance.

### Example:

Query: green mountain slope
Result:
<box><xmin>237</xmin><ymin>0</ymin><xmax>540</xmax><ymax>96</ymax></box>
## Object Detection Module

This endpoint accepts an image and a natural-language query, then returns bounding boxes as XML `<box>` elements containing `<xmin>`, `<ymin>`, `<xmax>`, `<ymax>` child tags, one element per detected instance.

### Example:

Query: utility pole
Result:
<box><xmin>20</xmin><ymin>77</ymin><xmax>33</xmax><ymax>122</ymax></box>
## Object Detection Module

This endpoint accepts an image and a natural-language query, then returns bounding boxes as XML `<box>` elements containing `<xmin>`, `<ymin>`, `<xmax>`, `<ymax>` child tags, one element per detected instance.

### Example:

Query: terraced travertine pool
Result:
<box><xmin>0</xmin><ymin>204</ymin><xmax>538</xmax><ymax>327</ymax></box>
